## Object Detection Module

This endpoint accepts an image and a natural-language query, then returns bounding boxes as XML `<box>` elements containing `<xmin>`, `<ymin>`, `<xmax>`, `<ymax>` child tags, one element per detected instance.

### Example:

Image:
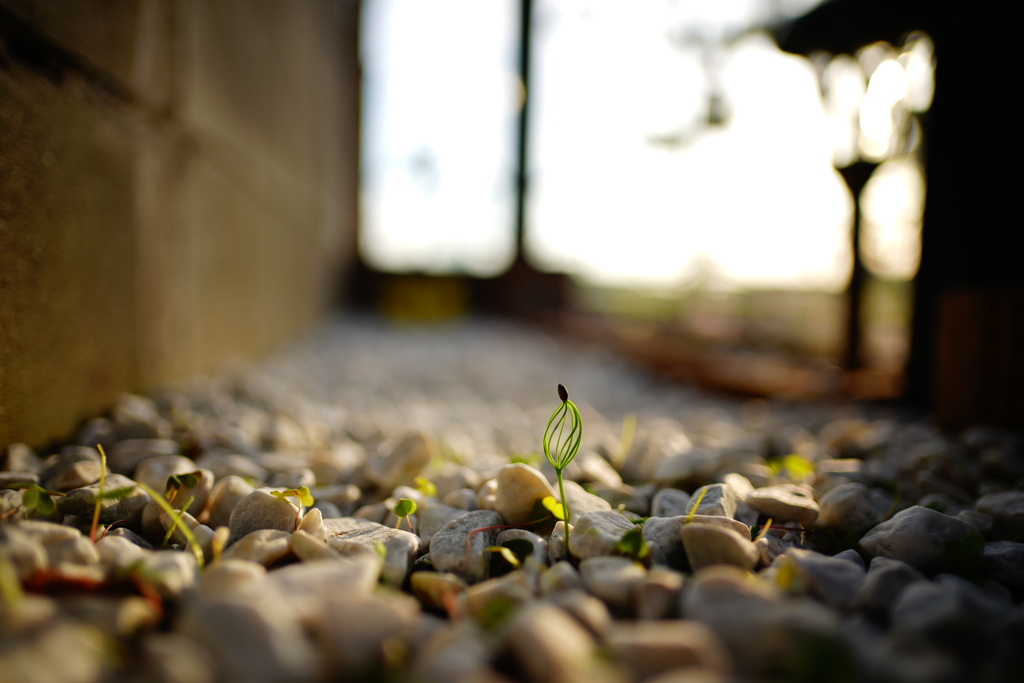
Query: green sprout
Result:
<box><xmin>413</xmin><ymin>477</ymin><xmax>437</xmax><ymax>498</ymax></box>
<box><xmin>270</xmin><ymin>486</ymin><xmax>314</xmax><ymax>530</ymax></box>
<box><xmin>137</xmin><ymin>482</ymin><xmax>205</xmax><ymax>569</ymax></box>
<box><xmin>4</xmin><ymin>483</ymin><xmax>65</xmax><ymax>519</ymax></box>
<box><xmin>543</xmin><ymin>384</ymin><xmax>582</xmax><ymax>553</ymax></box>
<box><xmin>393</xmin><ymin>498</ymin><xmax>417</xmax><ymax>531</ymax></box>
<box><xmin>616</xmin><ymin>526</ymin><xmax>649</xmax><ymax>561</ymax></box>
<box><xmin>161</xmin><ymin>497</ymin><xmax>194</xmax><ymax>547</ymax></box>
<box><xmin>88</xmin><ymin>444</ymin><xmax>136</xmax><ymax>542</ymax></box>
<box><xmin>684</xmin><ymin>488</ymin><xmax>707</xmax><ymax>523</ymax></box>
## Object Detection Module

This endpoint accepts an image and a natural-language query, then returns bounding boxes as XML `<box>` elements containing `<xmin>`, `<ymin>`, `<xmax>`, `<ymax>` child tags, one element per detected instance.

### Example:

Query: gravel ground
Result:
<box><xmin>2</xmin><ymin>317</ymin><xmax>1023</xmax><ymax>683</ymax></box>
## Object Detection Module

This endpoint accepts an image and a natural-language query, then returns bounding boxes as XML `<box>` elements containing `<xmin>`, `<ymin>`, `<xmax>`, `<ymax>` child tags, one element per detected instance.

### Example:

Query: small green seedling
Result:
<box><xmin>543</xmin><ymin>384</ymin><xmax>582</xmax><ymax>553</ymax></box>
<box><xmin>4</xmin><ymin>483</ymin><xmax>65</xmax><ymax>519</ymax></box>
<box><xmin>414</xmin><ymin>477</ymin><xmax>437</xmax><ymax>498</ymax></box>
<box><xmin>616</xmin><ymin>526</ymin><xmax>649</xmax><ymax>561</ymax></box>
<box><xmin>684</xmin><ymin>488</ymin><xmax>707</xmax><ymax>523</ymax></box>
<box><xmin>137</xmin><ymin>482</ymin><xmax>205</xmax><ymax>569</ymax></box>
<box><xmin>270</xmin><ymin>486</ymin><xmax>314</xmax><ymax>529</ymax></box>
<box><xmin>394</xmin><ymin>498</ymin><xmax>417</xmax><ymax>531</ymax></box>
<box><xmin>767</xmin><ymin>454</ymin><xmax>815</xmax><ymax>482</ymax></box>
<box><xmin>613</xmin><ymin>412</ymin><xmax>636</xmax><ymax>471</ymax></box>
<box><xmin>161</xmin><ymin>496</ymin><xmax>194</xmax><ymax>547</ymax></box>
<box><xmin>542</xmin><ymin>495</ymin><xmax>565</xmax><ymax>522</ymax></box>
<box><xmin>90</xmin><ymin>445</ymin><xmax>136</xmax><ymax>542</ymax></box>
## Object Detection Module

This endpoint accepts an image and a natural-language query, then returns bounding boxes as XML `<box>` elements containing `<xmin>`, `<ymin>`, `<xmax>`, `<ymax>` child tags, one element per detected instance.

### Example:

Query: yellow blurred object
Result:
<box><xmin>379</xmin><ymin>276</ymin><xmax>469</xmax><ymax>322</ymax></box>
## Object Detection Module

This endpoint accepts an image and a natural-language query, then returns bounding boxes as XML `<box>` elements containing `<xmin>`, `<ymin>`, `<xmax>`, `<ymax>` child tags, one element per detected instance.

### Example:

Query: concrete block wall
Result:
<box><xmin>0</xmin><ymin>0</ymin><xmax>360</xmax><ymax>449</ymax></box>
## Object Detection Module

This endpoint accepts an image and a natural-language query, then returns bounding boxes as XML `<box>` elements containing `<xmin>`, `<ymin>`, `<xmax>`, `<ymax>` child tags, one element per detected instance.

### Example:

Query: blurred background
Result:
<box><xmin>1</xmin><ymin>0</ymin><xmax>1021</xmax><ymax>451</ymax></box>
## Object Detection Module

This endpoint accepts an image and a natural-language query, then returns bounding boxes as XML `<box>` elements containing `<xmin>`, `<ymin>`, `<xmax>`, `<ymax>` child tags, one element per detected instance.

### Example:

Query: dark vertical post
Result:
<box><xmin>838</xmin><ymin>161</ymin><xmax>877</xmax><ymax>371</ymax></box>
<box><xmin>514</xmin><ymin>0</ymin><xmax>533</xmax><ymax>251</ymax></box>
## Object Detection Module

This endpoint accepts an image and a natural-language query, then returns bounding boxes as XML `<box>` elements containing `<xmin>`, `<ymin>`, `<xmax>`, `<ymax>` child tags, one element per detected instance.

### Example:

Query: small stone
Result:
<box><xmin>547</xmin><ymin>589</ymin><xmax>612</xmax><ymax>640</ymax></box>
<box><xmin>57</xmin><ymin>474</ymin><xmax>150</xmax><ymax>527</ymax></box>
<box><xmin>96</xmin><ymin>535</ymin><xmax>148</xmax><ymax>572</ymax></box>
<box><xmin>568</xmin><ymin>510</ymin><xmax>637</xmax><ymax>560</ymax></box>
<box><xmin>199</xmin><ymin>559</ymin><xmax>267</xmax><ymax>596</ymax></box>
<box><xmin>103</xmin><ymin>527</ymin><xmax>153</xmax><ymax>549</ymax></box>
<box><xmin>606</xmin><ymin>620</ymin><xmax>732</xmax><ymax>680</ymax></box>
<box><xmin>268</xmin><ymin>468</ymin><xmax>317</xmax><ymax>490</ymax></box>
<box><xmin>315</xmin><ymin>592</ymin><xmax>422</xmax><ymax>675</ymax></box>
<box><xmin>722</xmin><ymin>472</ymin><xmax>754</xmax><ymax>500</ymax></box>
<box><xmin>314</xmin><ymin>501</ymin><xmax>343</xmax><ymax>519</ymax></box>
<box><xmin>364</xmin><ymin>431</ymin><xmax>431</xmax><ymax>491</ymax></box>
<box><xmin>442</xmin><ymin>488</ymin><xmax>478</xmax><ymax>510</ymax></box>
<box><xmin>222</xmin><ymin>529</ymin><xmax>293</xmax><ymax>566</ymax></box>
<box><xmin>504</xmin><ymin>603</ymin><xmax>598</xmax><ymax>683</ymax></box>
<box><xmin>459</xmin><ymin>571</ymin><xmax>535</xmax><ymax>621</ymax></box>
<box><xmin>494</xmin><ymin>463</ymin><xmax>556</xmax><ymax>525</ymax></box>
<box><xmin>428</xmin><ymin>510</ymin><xmax>504</xmax><ymax>584</ymax></box>
<box><xmin>289</xmin><ymin>529</ymin><xmax>341</xmax><ymax>561</ymax></box>
<box><xmin>957</xmin><ymin>509</ymin><xmax>993</xmax><ymax>536</ymax></box>
<box><xmin>307</xmin><ymin>484</ymin><xmax>361</xmax><ymax>515</ymax></box>
<box><xmin>817</xmin><ymin>483</ymin><xmax>890</xmax><ymax>533</ymax></box>
<box><xmin>587</xmin><ymin>482</ymin><xmax>650</xmax><ymax>516</ymax></box>
<box><xmin>47</xmin><ymin>536</ymin><xmax>100</xmax><ymax>566</ymax></box>
<box><xmin>580</xmin><ymin>556</ymin><xmax>647</xmax><ymax>614</ymax></box>
<box><xmin>269</xmin><ymin>556</ymin><xmax>382</xmax><ymax>602</ymax></box>
<box><xmin>139</xmin><ymin>550</ymin><xmax>198</xmax><ymax>598</ymax></box>
<box><xmin>418</xmin><ymin>503</ymin><xmax>468</xmax><ymax>547</ymax></box>
<box><xmin>643</xmin><ymin>516</ymin><xmax>749</xmax><ymax>570</ymax></box>
<box><xmin>134</xmin><ymin>455</ymin><xmax>199</xmax><ymax>495</ymax></box>
<box><xmin>636</xmin><ymin>566</ymin><xmax>684</xmax><ymax>620</ymax></box>
<box><xmin>976</xmin><ymin>491</ymin><xmax>1024</xmax><ymax>539</ymax></box>
<box><xmin>833</xmin><ymin>548</ymin><xmax>866</xmax><ymax>569</ymax></box>
<box><xmin>982</xmin><ymin>541</ymin><xmax>1024</xmax><ymax>597</ymax></box>
<box><xmin>563</xmin><ymin>481</ymin><xmax>613</xmax><ymax>523</ymax></box>
<box><xmin>652</xmin><ymin>448</ymin><xmax>719</xmax><ymax>485</ymax></box>
<box><xmin>203</xmin><ymin>475</ymin><xmax>255</xmax><ymax>528</ymax></box>
<box><xmin>108</xmin><ymin>438</ymin><xmax>179</xmax><ymax>475</ymax></box>
<box><xmin>746</xmin><ymin>485</ymin><xmax>819</xmax><ymax>525</ymax></box>
<box><xmin>295</xmin><ymin>507</ymin><xmax>324</xmax><ymax>541</ymax></box>
<box><xmin>3</xmin><ymin>442</ymin><xmax>42</xmax><ymax>473</ymax></box>
<box><xmin>325</xmin><ymin>518</ymin><xmax>421</xmax><ymax>585</ymax></box>
<box><xmin>432</xmin><ymin>464</ymin><xmax>483</xmax><ymax>500</ymax></box>
<box><xmin>47</xmin><ymin>460</ymin><xmax>102</xmax><ymax>492</ymax></box>
<box><xmin>540</xmin><ymin>560</ymin><xmax>583</xmax><ymax>596</ymax></box>
<box><xmin>859</xmin><ymin>505</ymin><xmax>982</xmax><ymax>574</ymax></box>
<box><xmin>228</xmin><ymin>490</ymin><xmax>301</xmax><ymax>542</ymax></box>
<box><xmin>576</xmin><ymin>453</ymin><xmax>624</xmax><ymax>488</ymax></box>
<box><xmin>412</xmin><ymin>572</ymin><xmax>469</xmax><ymax>611</ymax></box>
<box><xmin>496</xmin><ymin>529</ymin><xmax>549</xmax><ymax>566</ymax></box>
<box><xmin>112</xmin><ymin>394</ymin><xmax>172</xmax><ymax>440</ymax></box>
<box><xmin>852</xmin><ymin>557</ymin><xmax>927</xmax><ymax>622</ymax></box>
<box><xmin>0</xmin><ymin>472</ymin><xmax>38</xmax><ymax>488</ymax></box>
<box><xmin>62</xmin><ymin>596</ymin><xmax>160</xmax><ymax>637</ymax></box>
<box><xmin>178</xmin><ymin>593</ymin><xmax>316</xmax><ymax>683</ymax></box>
<box><xmin>15</xmin><ymin>520</ymin><xmax>81</xmax><ymax>546</ymax></box>
<box><xmin>549</xmin><ymin>521</ymin><xmax>571</xmax><ymax>564</ymax></box>
<box><xmin>651</xmin><ymin>489</ymin><xmax>691</xmax><ymax>518</ymax></box>
<box><xmin>0</xmin><ymin>622</ymin><xmax>105</xmax><ymax>683</ymax></box>
<box><xmin>775</xmin><ymin>548</ymin><xmax>865</xmax><ymax>609</ymax></box>
<box><xmin>685</xmin><ymin>484</ymin><xmax>737</xmax><ymax>519</ymax></box>
<box><xmin>0</xmin><ymin>527</ymin><xmax>48</xmax><ymax>579</ymax></box>
<box><xmin>681</xmin><ymin>524</ymin><xmax>758</xmax><ymax>571</ymax></box>
<box><xmin>476</xmin><ymin>478</ymin><xmax>498</xmax><ymax>511</ymax></box>
<box><xmin>194</xmin><ymin>452</ymin><xmax>268</xmax><ymax>483</ymax></box>
<box><xmin>353</xmin><ymin>501</ymin><xmax>389</xmax><ymax>523</ymax></box>
<box><xmin>139</xmin><ymin>633</ymin><xmax>216</xmax><ymax>683</ymax></box>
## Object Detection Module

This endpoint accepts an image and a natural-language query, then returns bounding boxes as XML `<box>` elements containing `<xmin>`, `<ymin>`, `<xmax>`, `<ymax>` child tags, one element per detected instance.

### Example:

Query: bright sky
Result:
<box><xmin>360</xmin><ymin>0</ymin><xmax>867</xmax><ymax>291</ymax></box>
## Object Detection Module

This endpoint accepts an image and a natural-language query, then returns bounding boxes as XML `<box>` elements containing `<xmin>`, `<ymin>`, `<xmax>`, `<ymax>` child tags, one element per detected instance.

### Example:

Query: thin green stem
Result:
<box><xmin>138</xmin><ymin>483</ymin><xmax>205</xmax><ymax>569</ymax></box>
<box><xmin>556</xmin><ymin>469</ymin><xmax>571</xmax><ymax>556</ymax></box>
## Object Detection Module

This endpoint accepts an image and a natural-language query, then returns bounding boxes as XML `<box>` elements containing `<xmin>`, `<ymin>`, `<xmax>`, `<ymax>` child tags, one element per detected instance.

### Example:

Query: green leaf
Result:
<box><xmin>501</xmin><ymin>538</ymin><xmax>535</xmax><ymax>561</ymax></box>
<box><xmin>542</xmin><ymin>496</ymin><xmax>565</xmax><ymax>521</ymax></box>
<box><xmin>168</xmin><ymin>472</ymin><xmax>199</xmax><ymax>491</ymax></box>
<box><xmin>296</xmin><ymin>486</ymin><xmax>314</xmax><ymax>507</ymax></box>
<box><xmin>781</xmin><ymin>454</ymin><xmax>815</xmax><ymax>482</ymax></box>
<box><xmin>413</xmin><ymin>477</ymin><xmax>437</xmax><ymax>498</ymax></box>
<box><xmin>22</xmin><ymin>484</ymin><xmax>39</xmax><ymax>510</ymax></box>
<box><xmin>394</xmin><ymin>498</ymin><xmax>417</xmax><ymax>518</ymax></box>
<box><xmin>616</xmin><ymin>526</ymin><xmax>649</xmax><ymax>559</ymax></box>
<box><xmin>35</xmin><ymin>492</ymin><xmax>56</xmax><ymax>516</ymax></box>
<box><xmin>96</xmin><ymin>486</ymin><xmax>136</xmax><ymax>501</ymax></box>
<box><xmin>270</xmin><ymin>491</ymin><xmax>289</xmax><ymax>502</ymax></box>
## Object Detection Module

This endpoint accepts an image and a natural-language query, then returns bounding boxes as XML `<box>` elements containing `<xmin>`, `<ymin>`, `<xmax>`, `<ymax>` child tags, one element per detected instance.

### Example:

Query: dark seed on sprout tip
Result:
<box><xmin>557</xmin><ymin>384</ymin><xmax>568</xmax><ymax>402</ymax></box>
